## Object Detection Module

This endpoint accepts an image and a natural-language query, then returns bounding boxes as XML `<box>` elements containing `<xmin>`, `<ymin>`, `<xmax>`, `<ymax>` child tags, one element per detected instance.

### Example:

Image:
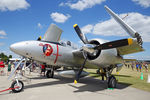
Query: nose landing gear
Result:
<box><xmin>11</xmin><ymin>76</ymin><xmax>24</xmax><ymax>93</ymax></box>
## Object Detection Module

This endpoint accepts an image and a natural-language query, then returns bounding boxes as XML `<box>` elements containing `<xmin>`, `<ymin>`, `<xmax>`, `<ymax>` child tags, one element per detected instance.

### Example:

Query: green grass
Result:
<box><xmin>85</xmin><ymin>65</ymin><xmax>150</xmax><ymax>92</ymax></box>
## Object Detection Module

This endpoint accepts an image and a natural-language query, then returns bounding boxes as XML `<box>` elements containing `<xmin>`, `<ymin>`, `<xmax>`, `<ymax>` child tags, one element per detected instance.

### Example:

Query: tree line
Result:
<box><xmin>0</xmin><ymin>53</ymin><xmax>12</xmax><ymax>62</ymax></box>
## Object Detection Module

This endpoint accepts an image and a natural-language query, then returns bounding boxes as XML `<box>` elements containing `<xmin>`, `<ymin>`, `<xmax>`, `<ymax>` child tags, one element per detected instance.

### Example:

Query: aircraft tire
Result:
<box><xmin>46</xmin><ymin>70</ymin><xmax>54</xmax><ymax>78</ymax></box>
<box><xmin>11</xmin><ymin>80</ymin><xmax>24</xmax><ymax>93</ymax></box>
<box><xmin>108</xmin><ymin>75</ymin><xmax>117</xmax><ymax>88</ymax></box>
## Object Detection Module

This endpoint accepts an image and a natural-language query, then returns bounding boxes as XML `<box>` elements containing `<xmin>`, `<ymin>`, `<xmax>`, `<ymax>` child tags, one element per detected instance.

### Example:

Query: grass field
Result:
<box><xmin>85</xmin><ymin>65</ymin><xmax>150</xmax><ymax>92</ymax></box>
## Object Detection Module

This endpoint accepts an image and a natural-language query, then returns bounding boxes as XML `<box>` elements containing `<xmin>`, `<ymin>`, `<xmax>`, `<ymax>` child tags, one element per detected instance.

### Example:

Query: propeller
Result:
<box><xmin>73</xmin><ymin>24</ymin><xmax>134</xmax><ymax>51</ymax></box>
<box><xmin>73</xmin><ymin>5</ymin><xmax>143</xmax><ymax>83</ymax></box>
<box><xmin>8</xmin><ymin>58</ymin><xmax>24</xmax><ymax>80</ymax></box>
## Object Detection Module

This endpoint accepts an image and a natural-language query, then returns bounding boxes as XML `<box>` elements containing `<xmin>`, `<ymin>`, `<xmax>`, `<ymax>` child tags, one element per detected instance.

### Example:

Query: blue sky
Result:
<box><xmin>0</xmin><ymin>0</ymin><xmax>150</xmax><ymax>60</ymax></box>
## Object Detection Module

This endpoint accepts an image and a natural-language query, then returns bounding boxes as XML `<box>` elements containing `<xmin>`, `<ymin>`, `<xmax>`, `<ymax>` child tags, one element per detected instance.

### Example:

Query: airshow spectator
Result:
<box><xmin>131</xmin><ymin>62</ymin><xmax>134</xmax><ymax>71</ymax></box>
<box><xmin>139</xmin><ymin>63</ymin><xmax>142</xmax><ymax>72</ymax></box>
<box><xmin>143</xmin><ymin>62</ymin><xmax>148</xmax><ymax>72</ymax></box>
<box><xmin>40</xmin><ymin>64</ymin><xmax>46</xmax><ymax>76</ymax></box>
<box><xmin>20</xmin><ymin>62</ymin><xmax>25</xmax><ymax>76</ymax></box>
<box><xmin>13</xmin><ymin>60</ymin><xmax>19</xmax><ymax>74</ymax></box>
<box><xmin>7</xmin><ymin>62</ymin><xmax>12</xmax><ymax>76</ymax></box>
<box><xmin>136</xmin><ymin>62</ymin><xmax>139</xmax><ymax>72</ymax></box>
<box><xmin>0</xmin><ymin>61</ymin><xmax>5</xmax><ymax>75</ymax></box>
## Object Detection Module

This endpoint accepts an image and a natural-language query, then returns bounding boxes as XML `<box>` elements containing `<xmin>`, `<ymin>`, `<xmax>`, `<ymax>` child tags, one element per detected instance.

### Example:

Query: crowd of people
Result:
<box><xmin>0</xmin><ymin>60</ymin><xmax>46</xmax><ymax>76</ymax></box>
<box><xmin>125</xmin><ymin>61</ymin><xmax>149</xmax><ymax>72</ymax></box>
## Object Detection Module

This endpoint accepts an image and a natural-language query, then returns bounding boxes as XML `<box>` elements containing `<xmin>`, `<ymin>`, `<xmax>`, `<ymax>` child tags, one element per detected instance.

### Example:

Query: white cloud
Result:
<box><xmin>0</xmin><ymin>36</ymin><xmax>6</xmax><ymax>39</ymax></box>
<box><xmin>82</xmin><ymin>12</ymin><xmax>150</xmax><ymax>42</ymax></box>
<box><xmin>60</xmin><ymin>0</ymin><xmax>106</xmax><ymax>11</ymax></box>
<box><xmin>50</xmin><ymin>12</ymin><xmax>71</xmax><ymax>23</ymax></box>
<box><xmin>0</xmin><ymin>43</ymin><xmax>4</xmax><ymax>46</ymax></box>
<box><xmin>0</xmin><ymin>30</ymin><xmax>7</xmax><ymax>35</ymax></box>
<box><xmin>0</xmin><ymin>0</ymin><xmax>30</xmax><ymax>11</ymax></box>
<box><xmin>37</xmin><ymin>23</ymin><xmax>42</xmax><ymax>29</ymax></box>
<box><xmin>81</xmin><ymin>24</ymin><xmax>93</xmax><ymax>34</ymax></box>
<box><xmin>132</xmin><ymin>0</ymin><xmax>150</xmax><ymax>8</ymax></box>
<box><xmin>0</xmin><ymin>30</ymin><xmax>7</xmax><ymax>39</ymax></box>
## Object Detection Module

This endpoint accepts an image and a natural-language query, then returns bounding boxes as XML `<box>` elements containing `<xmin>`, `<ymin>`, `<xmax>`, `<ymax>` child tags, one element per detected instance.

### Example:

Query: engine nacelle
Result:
<box><xmin>84</xmin><ymin>39</ymin><xmax>123</xmax><ymax>67</ymax></box>
<box><xmin>83</xmin><ymin>39</ymin><xmax>102</xmax><ymax>60</ymax></box>
<box><xmin>58</xmin><ymin>70</ymin><xmax>89</xmax><ymax>78</ymax></box>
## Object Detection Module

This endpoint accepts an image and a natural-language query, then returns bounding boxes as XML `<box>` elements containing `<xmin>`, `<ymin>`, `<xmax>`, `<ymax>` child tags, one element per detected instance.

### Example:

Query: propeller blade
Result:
<box><xmin>95</xmin><ymin>38</ymin><xmax>133</xmax><ymax>50</ymax></box>
<box><xmin>8</xmin><ymin>58</ymin><xmax>24</xmax><ymax>80</ymax></box>
<box><xmin>37</xmin><ymin>36</ymin><xmax>42</xmax><ymax>41</ymax></box>
<box><xmin>82</xmin><ymin>44</ymin><xmax>96</xmax><ymax>54</ymax></box>
<box><xmin>73</xmin><ymin>24</ymin><xmax>89</xmax><ymax>44</ymax></box>
<box><xmin>104</xmin><ymin>5</ymin><xmax>137</xmax><ymax>38</ymax></box>
<box><xmin>74</xmin><ymin>56</ymin><xmax>88</xmax><ymax>84</ymax></box>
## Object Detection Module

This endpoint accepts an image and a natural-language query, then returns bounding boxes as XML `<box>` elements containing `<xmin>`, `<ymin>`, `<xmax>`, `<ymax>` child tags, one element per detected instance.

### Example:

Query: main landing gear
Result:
<box><xmin>98</xmin><ymin>67</ymin><xmax>117</xmax><ymax>88</ymax></box>
<box><xmin>106</xmin><ymin>68</ymin><xmax>117</xmax><ymax>88</ymax></box>
<box><xmin>46</xmin><ymin>68</ymin><xmax>54</xmax><ymax>78</ymax></box>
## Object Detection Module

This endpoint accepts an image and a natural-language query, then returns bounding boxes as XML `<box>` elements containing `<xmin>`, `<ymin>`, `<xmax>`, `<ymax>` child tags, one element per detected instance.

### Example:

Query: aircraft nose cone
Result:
<box><xmin>10</xmin><ymin>42</ymin><xmax>26</xmax><ymax>55</ymax></box>
<box><xmin>10</xmin><ymin>43</ymin><xmax>17</xmax><ymax>52</ymax></box>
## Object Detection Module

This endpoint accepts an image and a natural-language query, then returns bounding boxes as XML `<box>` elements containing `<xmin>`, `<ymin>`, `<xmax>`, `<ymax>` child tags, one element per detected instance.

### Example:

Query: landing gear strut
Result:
<box><xmin>46</xmin><ymin>68</ymin><xmax>54</xmax><ymax>78</ymax></box>
<box><xmin>105</xmin><ymin>68</ymin><xmax>117</xmax><ymax>88</ymax></box>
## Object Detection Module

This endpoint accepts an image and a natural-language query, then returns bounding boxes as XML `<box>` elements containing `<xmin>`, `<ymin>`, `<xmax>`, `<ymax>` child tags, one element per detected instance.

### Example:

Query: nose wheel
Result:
<box><xmin>11</xmin><ymin>80</ymin><xmax>24</xmax><ymax>93</ymax></box>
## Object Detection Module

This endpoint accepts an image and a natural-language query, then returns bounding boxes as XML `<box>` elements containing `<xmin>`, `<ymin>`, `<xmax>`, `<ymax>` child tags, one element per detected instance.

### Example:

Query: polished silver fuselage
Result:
<box><xmin>10</xmin><ymin>39</ymin><xmax>123</xmax><ymax>69</ymax></box>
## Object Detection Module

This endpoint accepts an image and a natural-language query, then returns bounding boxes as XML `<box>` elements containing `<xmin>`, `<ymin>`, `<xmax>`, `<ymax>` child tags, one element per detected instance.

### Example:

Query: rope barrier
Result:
<box><xmin>0</xmin><ymin>86</ymin><xmax>19</xmax><ymax>93</ymax></box>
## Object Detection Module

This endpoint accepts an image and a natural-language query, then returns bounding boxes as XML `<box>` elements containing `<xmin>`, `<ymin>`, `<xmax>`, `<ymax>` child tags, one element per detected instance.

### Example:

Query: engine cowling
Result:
<box><xmin>83</xmin><ymin>39</ymin><xmax>122</xmax><ymax>66</ymax></box>
<box><xmin>83</xmin><ymin>39</ymin><xmax>106</xmax><ymax>60</ymax></box>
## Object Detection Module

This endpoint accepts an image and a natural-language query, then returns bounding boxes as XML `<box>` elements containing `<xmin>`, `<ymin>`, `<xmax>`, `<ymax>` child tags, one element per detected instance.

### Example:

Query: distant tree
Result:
<box><xmin>0</xmin><ymin>53</ymin><xmax>5</xmax><ymax>58</ymax></box>
<box><xmin>9</xmin><ymin>55</ymin><xmax>12</xmax><ymax>58</ymax></box>
<box><xmin>0</xmin><ymin>53</ymin><xmax>9</xmax><ymax>62</ymax></box>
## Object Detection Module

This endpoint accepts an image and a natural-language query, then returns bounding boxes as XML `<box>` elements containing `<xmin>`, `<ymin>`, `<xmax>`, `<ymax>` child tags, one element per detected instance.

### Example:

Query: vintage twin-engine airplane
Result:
<box><xmin>9</xmin><ymin>6</ymin><xmax>144</xmax><ymax>93</ymax></box>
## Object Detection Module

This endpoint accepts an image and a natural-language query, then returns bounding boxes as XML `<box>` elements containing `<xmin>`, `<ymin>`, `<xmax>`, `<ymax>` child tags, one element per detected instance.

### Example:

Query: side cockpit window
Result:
<box><xmin>67</xmin><ymin>41</ymin><xmax>71</xmax><ymax>46</ymax></box>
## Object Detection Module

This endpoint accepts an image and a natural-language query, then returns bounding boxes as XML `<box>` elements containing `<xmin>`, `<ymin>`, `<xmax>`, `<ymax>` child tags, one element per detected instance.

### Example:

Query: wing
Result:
<box><xmin>117</xmin><ymin>38</ymin><xmax>144</xmax><ymax>55</ymax></box>
<box><xmin>42</xmin><ymin>24</ymin><xmax>63</xmax><ymax>42</ymax></box>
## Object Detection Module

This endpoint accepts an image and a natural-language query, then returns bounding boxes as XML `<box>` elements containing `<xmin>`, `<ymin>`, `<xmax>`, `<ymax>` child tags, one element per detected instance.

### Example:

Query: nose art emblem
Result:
<box><xmin>43</xmin><ymin>44</ymin><xmax>53</xmax><ymax>56</ymax></box>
